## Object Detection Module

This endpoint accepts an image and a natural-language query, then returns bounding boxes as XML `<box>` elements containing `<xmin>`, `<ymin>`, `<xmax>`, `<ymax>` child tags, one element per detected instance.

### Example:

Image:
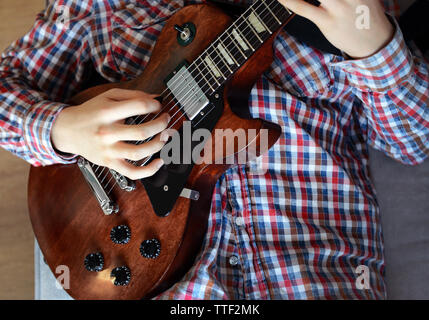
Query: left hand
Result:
<box><xmin>278</xmin><ymin>0</ymin><xmax>395</xmax><ymax>58</ymax></box>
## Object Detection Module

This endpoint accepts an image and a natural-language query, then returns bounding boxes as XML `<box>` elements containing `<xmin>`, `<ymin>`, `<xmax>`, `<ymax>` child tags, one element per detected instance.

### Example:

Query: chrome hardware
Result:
<box><xmin>166</xmin><ymin>65</ymin><xmax>209</xmax><ymax>120</ymax></box>
<box><xmin>175</xmin><ymin>24</ymin><xmax>192</xmax><ymax>41</ymax></box>
<box><xmin>78</xmin><ymin>157</ymin><xmax>119</xmax><ymax>215</ymax></box>
<box><xmin>109</xmin><ymin>169</ymin><xmax>136</xmax><ymax>192</ymax></box>
<box><xmin>179</xmin><ymin>188</ymin><xmax>200</xmax><ymax>201</ymax></box>
<box><xmin>174</xmin><ymin>23</ymin><xmax>196</xmax><ymax>46</ymax></box>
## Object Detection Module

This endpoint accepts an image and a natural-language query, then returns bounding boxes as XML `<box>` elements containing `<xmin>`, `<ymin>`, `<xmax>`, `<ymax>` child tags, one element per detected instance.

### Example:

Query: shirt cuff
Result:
<box><xmin>23</xmin><ymin>100</ymin><xmax>77</xmax><ymax>166</ymax></box>
<box><xmin>330</xmin><ymin>17</ymin><xmax>414</xmax><ymax>93</ymax></box>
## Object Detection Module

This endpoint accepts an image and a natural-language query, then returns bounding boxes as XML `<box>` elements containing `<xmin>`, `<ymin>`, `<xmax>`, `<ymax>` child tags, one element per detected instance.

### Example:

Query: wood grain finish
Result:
<box><xmin>28</xmin><ymin>3</ymin><xmax>287</xmax><ymax>299</ymax></box>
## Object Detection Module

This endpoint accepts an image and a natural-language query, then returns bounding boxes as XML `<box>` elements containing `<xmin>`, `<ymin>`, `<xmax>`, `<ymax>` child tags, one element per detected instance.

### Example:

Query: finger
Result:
<box><xmin>113</xmin><ymin>135</ymin><xmax>166</xmax><ymax>161</ymax></box>
<box><xmin>102</xmin><ymin>97</ymin><xmax>162</xmax><ymax>122</ymax></box>
<box><xmin>109</xmin><ymin>158</ymin><xmax>164</xmax><ymax>180</ymax></box>
<box><xmin>278</xmin><ymin>0</ymin><xmax>326</xmax><ymax>23</ymax></box>
<box><xmin>103</xmin><ymin>88</ymin><xmax>157</xmax><ymax>102</ymax></box>
<box><xmin>110</xmin><ymin>113</ymin><xmax>170</xmax><ymax>142</ymax></box>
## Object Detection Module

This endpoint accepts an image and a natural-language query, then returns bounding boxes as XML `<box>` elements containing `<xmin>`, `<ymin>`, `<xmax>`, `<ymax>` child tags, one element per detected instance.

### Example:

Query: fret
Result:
<box><xmin>257</xmin><ymin>0</ymin><xmax>284</xmax><ymax>33</ymax></box>
<box><xmin>192</xmin><ymin>61</ymin><xmax>214</xmax><ymax>92</ymax></box>
<box><xmin>270</xmin><ymin>0</ymin><xmax>293</xmax><ymax>22</ymax></box>
<box><xmin>223</xmin><ymin>33</ymin><xmax>247</xmax><ymax>61</ymax></box>
<box><xmin>233</xmin><ymin>26</ymin><xmax>254</xmax><ymax>52</ymax></box>
<box><xmin>205</xmin><ymin>51</ymin><xmax>226</xmax><ymax>80</ymax></box>
<box><xmin>207</xmin><ymin>46</ymin><xmax>231</xmax><ymax>80</ymax></box>
<box><xmin>244</xmin><ymin>16</ymin><xmax>263</xmax><ymax>43</ymax></box>
<box><xmin>194</xmin><ymin>56</ymin><xmax>219</xmax><ymax>90</ymax></box>
<box><xmin>201</xmin><ymin>57</ymin><xmax>221</xmax><ymax>86</ymax></box>
<box><xmin>283</xmin><ymin>5</ymin><xmax>292</xmax><ymax>15</ymax></box>
<box><xmin>219</xmin><ymin>38</ymin><xmax>240</xmax><ymax>67</ymax></box>
<box><xmin>185</xmin><ymin>0</ymin><xmax>294</xmax><ymax>97</ymax></box>
<box><xmin>204</xmin><ymin>54</ymin><xmax>222</xmax><ymax>79</ymax></box>
<box><xmin>262</xmin><ymin>0</ymin><xmax>281</xmax><ymax>25</ymax></box>
<box><xmin>215</xmin><ymin>45</ymin><xmax>233</xmax><ymax>74</ymax></box>
<box><xmin>216</xmin><ymin>41</ymin><xmax>235</xmax><ymax>67</ymax></box>
<box><xmin>250</xmin><ymin>8</ymin><xmax>271</xmax><ymax>35</ymax></box>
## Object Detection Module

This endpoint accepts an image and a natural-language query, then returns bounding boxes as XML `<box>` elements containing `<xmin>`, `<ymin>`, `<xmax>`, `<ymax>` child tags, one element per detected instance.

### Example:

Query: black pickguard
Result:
<box><xmin>140</xmin><ymin>87</ymin><xmax>224</xmax><ymax>217</ymax></box>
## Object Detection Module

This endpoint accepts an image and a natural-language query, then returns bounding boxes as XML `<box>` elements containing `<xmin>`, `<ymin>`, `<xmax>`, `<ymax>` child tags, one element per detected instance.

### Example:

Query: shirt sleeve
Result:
<box><xmin>330</xmin><ymin>17</ymin><xmax>429</xmax><ymax>165</ymax></box>
<box><xmin>0</xmin><ymin>1</ymin><xmax>93</xmax><ymax>166</ymax></box>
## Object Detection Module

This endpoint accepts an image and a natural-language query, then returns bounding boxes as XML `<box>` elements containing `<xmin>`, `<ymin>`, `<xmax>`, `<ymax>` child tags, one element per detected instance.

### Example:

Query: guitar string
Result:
<box><xmin>97</xmin><ymin>0</ymin><xmax>283</xmax><ymax>187</ymax></box>
<box><xmin>127</xmin><ymin>0</ymin><xmax>289</xmax><ymax>147</ymax></box>
<box><xmin>101</xmin><ymin>0</ymin><xmax>288</xmax><ymax>190</ymax></box>
<box><xmin>94</xmin><ymin>0</ymin><xmax>280</xmax><ymax>181</ymax></box>
<box><xmin>102</xmin><ymin>0</ymin><xmax>288</xmax><ymax>191</ymax></box>
<box><xmin>127</xmin><ymin>0</ymin><xmax>286</xmax><ymax>135</ymax></box>
<box><xmin>102</xmin><ymin>1</ymin><xmax>290</xmax><ymax>191</ymax></box>
<box><xmin>101</xmin><ymin>1</ymin><xmax>289</xmax><ymax>191</ymax></box>
<box><xmin>94</xmin><ymin>0</ymin><xmax>269</xmax><ymax>180</ymax></box>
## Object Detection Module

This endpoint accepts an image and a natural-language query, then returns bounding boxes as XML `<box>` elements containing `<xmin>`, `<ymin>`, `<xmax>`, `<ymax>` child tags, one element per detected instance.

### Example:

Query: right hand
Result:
<box><xmin>51</xmin><ymin>88</ymin><xmax>170</xmax><ymax>180</ymax></box>
<box><xmin>279</xmin><ymin>0</ymin><xmax>394</xmax><ymax>59</ymax></box>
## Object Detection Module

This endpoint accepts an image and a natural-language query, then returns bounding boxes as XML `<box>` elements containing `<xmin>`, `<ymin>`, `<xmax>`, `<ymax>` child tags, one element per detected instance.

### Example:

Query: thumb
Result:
<box><xmin>278</xmin><ymin>0</ymin><xmax>326</xmax><ymax>24</ymax></box>
<box><xmin>104</xmin><ymin>88</ymin><xmax>153</xmax><ymax>102</ymax></box>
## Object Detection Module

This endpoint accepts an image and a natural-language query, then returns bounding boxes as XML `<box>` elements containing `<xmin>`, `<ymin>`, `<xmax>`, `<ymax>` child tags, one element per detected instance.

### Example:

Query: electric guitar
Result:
<box><xmin>28</xmin><ymin>0</ymin><xmax>294</xmax><ymax>299</ymax></box>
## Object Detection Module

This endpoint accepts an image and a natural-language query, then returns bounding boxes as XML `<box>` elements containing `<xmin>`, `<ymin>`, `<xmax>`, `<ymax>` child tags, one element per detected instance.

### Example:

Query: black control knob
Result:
<box><xmin>140</xmin><ymin>238</ymin><xmax>161</xmax><ymax>259</ymax></box>
<box><xmin>84</xmin><ymin>252</ymin><xmax>104</xmax><ymax>272</ymax></box>
<box><xmin>110</xmin><ymin>266</ymin><xmax>131</xmax><ymax>286</ymax></box>
<box><xmin>110</xmin><ymin>225</ymin><xmax>131</xmax><ymax>244</ymax></box>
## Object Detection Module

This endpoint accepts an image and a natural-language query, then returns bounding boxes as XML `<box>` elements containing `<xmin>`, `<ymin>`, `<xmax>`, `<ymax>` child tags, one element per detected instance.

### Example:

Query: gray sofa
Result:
<box><xmin>369</xmin><ymin>149</ymin><xmax>429</xmax><ymax>299</ymax></box>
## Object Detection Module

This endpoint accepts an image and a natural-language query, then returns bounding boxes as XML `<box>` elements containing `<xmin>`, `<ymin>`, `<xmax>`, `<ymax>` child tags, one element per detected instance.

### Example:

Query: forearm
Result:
<box><xmin>278</xmin><ymin>0</ymin><xmax>428</xmax><ymax>164</ymax></box>
<box><xmin>332</xmin><ymin>19</ymin><xmax>429</xmax><ymax>164</ymax></box>
<box><xmin>0</xmin><ymin>70</ymin><xmax>76</xmax><ymax>166</ymax></box>
<box><xmin>0</xmin><ymin>0</ymin><xmax>91</xmax><ymax>165</ymax></box>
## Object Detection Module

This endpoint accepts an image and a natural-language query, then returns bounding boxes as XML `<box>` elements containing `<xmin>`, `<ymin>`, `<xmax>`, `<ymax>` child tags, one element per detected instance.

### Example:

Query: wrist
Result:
<box><xmin>347</xmin><ymin>15</ymin><xmax>396</xmax><ymax>59</ymax></box>
<box><xmin>51</xmin><ymin>106</ymin><xmax>78</xmax><ymax>155</ymax></box>
<box><xmin>330</xmin><ymin>17</ymin><xmax>413</xmax><ymax>93</ymax></box>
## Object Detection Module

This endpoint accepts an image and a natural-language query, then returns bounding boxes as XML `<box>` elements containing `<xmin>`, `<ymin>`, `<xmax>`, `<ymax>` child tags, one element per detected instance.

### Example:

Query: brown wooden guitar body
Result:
<box><xmin>28</xmin><ymin>3</ymin><xmax>284</xmax><ymax>299</ymax></box>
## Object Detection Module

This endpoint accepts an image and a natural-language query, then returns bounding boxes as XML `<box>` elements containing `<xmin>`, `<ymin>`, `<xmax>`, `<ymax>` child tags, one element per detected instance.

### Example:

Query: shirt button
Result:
<box><xmin>235</xmin><ymin>216</ymin><xmax>245</xmax><ymax>227</ymax></box>
<box><xmin>229</xmin><ymin>255</ymin><xmax>239</xmax><ymax>266</ymax></box>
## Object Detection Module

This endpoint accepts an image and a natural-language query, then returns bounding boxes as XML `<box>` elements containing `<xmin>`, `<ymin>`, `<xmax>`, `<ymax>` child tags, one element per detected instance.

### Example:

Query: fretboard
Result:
<box><xmin>189</xmin><ymin>0</ymin><xmax>292</xmax><ymax>94</ymax></box>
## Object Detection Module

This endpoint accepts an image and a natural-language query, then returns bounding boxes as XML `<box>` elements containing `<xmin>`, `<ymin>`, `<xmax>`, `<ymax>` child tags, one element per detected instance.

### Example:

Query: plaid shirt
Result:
<box><xmin>1</xmin><ymin>0</ymin><xmax>428</xmax><ymax>299</ymax></box>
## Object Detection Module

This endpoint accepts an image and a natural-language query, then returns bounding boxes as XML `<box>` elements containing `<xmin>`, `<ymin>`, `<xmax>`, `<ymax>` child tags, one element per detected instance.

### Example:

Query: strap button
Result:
<box><xmin>229</xmin><ymin>255</ymin><xmax>239</xmax><ymax>266</ymax></box>
<box><xmin>235</xmin><ymin>216</ymin><xmax>245</xmax><ymax>227</ymax></box>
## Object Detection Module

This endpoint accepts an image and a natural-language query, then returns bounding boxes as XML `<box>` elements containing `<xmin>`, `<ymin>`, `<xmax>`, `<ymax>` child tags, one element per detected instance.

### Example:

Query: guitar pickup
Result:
<box><xmin>166</xmin><ymin>64</ymin><xmax>209</xmax><ymax>121</ymax></box>
<box><xmin>179</xmin><ymin>188</ymin><xmax>200</xmax><ymax>201</ymax></box>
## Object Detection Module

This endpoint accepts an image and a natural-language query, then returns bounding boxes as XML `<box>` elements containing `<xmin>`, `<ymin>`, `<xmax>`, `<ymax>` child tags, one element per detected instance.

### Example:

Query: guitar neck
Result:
<box><xmin>189</xmin><ymin>0</ymin><xmax>293</xmax><ymax>92</ymax></box>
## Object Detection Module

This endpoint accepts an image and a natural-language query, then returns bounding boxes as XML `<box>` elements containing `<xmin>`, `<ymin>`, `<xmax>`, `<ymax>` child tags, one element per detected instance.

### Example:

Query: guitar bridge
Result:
<box><xmin>110</xmin><ymin>169</ymin><xmax>136</xmax><ymax>192</ymax></box>
<box><xmin>77</xmin><ymin>157</ymin><xmax>119</xmax><ymax>215</ymax></box>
